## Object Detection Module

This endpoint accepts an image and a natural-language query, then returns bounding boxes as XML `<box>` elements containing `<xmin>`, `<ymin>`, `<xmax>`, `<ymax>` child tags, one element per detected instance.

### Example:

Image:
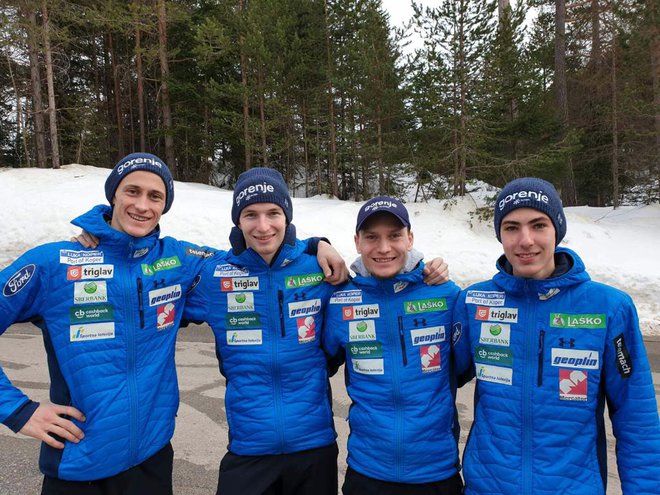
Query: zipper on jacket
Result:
<box><xmin>123</xmin><ymin>246</ymin><xmax>139</xmax><ymax>465</ymax></box>
<box><xmin>137</xmin><ymin>277</ymin><xmax>144</xmax><ymax>329</ymax></box>
<box><xmin>278</xmin><ymin>289</ymin><xmax>285</xmax><ymax>337</ymax></box>
<box><xmin>268</xmin><ymin>272</ymin><xmax>285</xmax><ymax>451</ymax></box>
<box><xmin>397</xmin><ymin>316</ymin><xmax>407</xmax><ymax>366</ymax></box>
<box><xmin>537</xmin><ymin>329</ymin><xmax>545</xmax><ymax>386</ymax></box>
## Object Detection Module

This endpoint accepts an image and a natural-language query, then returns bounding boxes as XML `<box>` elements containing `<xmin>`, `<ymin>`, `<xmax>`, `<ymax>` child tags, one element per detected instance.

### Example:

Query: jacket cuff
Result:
<box><xmin>305</xmin><ymin>237</ymin><xmax>330</xmax><ymax>255</ymax></box>
<box><xmin>3</xmin><ymin>400</ymin><xmax>39</xmax><ymax>433</ymax></box>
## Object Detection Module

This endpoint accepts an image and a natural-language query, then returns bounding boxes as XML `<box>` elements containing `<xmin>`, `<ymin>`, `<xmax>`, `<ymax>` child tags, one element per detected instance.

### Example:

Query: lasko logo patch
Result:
<box><xmin>141</xmin><ymin>256</ymin><xmax>181</xmax><ymax>276</ymax></box>
<box><xmin>349</xmin><ymin>342</ymin><xmax>383</xmax><ymax>358</ymax></box>
<box><xmin>297</xmin><ymin>316</ymin><xmax>316</xmax><ymax>344</ymax></box>
<box><xmin>330</xmin><ymin>290</ymin><xmax>362</xmax><ymax>304</ymax></box>
<box><xmin>288</xmin><ymin>299</ymin><xmax>322</xmax><ymax>318</ymax></box>
<box><xmin>613</xmin><ymin>333</ymin><xmax>633</xmax><ymax>378</ymax></box>
<box><xmin>221</xmin><ymin>277</ymin><xmax>260</xmax><ymax>292</ymax></box>
<box><xmin>352</xmin><ymin>358</ymin><xmax>384</xmax><ymax>375</ymax></box>
<box><xmin>285</xmin><ymin>273</ymin><xmax>324</xmax><ymax>289</ymax></box>
<box><xmin>69</xmin><ymin>304</ymin><xmax>114</xmax><ymax>324</ymax></box>
<box><xmin>478</xmin><ymin>323</ymin><xmax>511</xmax><ymax>347</ymax></box>
<box><xmin>59</xmin><ymin>250</ymin><xmax>104</xmax><ymax>265</ymax></box>
<box><xmin>475</xmin><ymin>306</ymin><xmax>518</xmax><ymax>323</ymax></box>
<box><xmin>550</xmin><ymin>313</ymin><xmax>606</xmax><ymax>329</ymax></box>
<box><xmin>410</xmin><ymin>326</ymin><xmax>445</xmax><ymax>346</ymax></box>
<box><xmin>148</xmin><ymin>285</ymin><xmax>182</xmax><ymax>306</ymax></box>
<box><xmin>157</xmin><ymin>303</ymin><xmax>176</xmax><ymax>330</ymax></box>
<box><xmin>227</xmin><ymin>330</ymin><xmax>263</xmax><ymax>345</ymax></box>
<box><xmin>342</xmin><ymin>304</ymin><xmax>380</xmax><ymax>320</ymax></box>
<box><xmin>67</xmin><ymin>264</ymin><xmax>114</xmax><ymax>281</ymax></box>
<box><xmin>213</xmin><ymin>264</ymin><xmax>249</xmax><ymax>278</ymax></box>
<box><xmin>404</xmin><ymin>298</ymin><xmax>447</xmax><ymax>314</ymax></box>
<box><xmin>559</xmin><ymin>369</ymin><xmax>588</xmax><ymax>401</ymax></box>
<box><xmin>225</xmin><ymin>314</ymin><xmax>261</xmax><ymax>329</ymax></box>
<box><xmin>349</xmin><ymin>320</ymin><xmax>377</xmax><ymax>342</ymax></box>
<box><xmin>3</xmin><ymin>264</ymin><xmax>36</xmax><ymax>297</ymax></box>
<box><xmin>551</xmin><ymin>348</ymin><xmax>599</xmax><ymax>369</ymax></box>
<box><xmin>474</xmin><ymin>346</ymin><xmax>513</xmax><ymax>366</ymax></box>
<box><xmin>465</xmin><ymin>290</ymin><xmax>506</xmax><ymax>307</ymax></box>
<box><xmin>70</xmin><ymin>322</ymin><xmax>115</xmax><ymax>342</ymax></box>
<box><xmin>74</xmin><ymin>281</ymin><xmax>108</xmax><ymax>304</ymax></box>
<box><xmin>476</xmin><ymin>364</ymin><xmax>513</xmax><ymax>386</ymax></box>
<box><xmin>228</xmin><ymin>292</ymin><xmax>255</xmax><ymax>313</ymax></box>
<box><xmin>420</xmin><ymin>345</ymin><xmax>441</xmax><ymax>372</ymax></box>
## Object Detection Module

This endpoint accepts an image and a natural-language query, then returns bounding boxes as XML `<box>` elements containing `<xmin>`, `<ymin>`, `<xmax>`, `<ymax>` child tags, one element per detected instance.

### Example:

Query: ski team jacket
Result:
<box><xmin>0</xmin><ymin>205</ymin><xmax>212</xmax><ymax>481</ymax></box>
<box><xmin>322</xmin><ymin>264</ymin><xmax>461</xmax><ymax>484</ymax></box>
<box><xmin>453</xmin><ymin>247</ymin><xmax>660</xmax><ymax>495</ymax></box>
<box><xmin>182</xmin><ymin>225</ymin><xmax>337</xmax><ymax>456</ymax></box>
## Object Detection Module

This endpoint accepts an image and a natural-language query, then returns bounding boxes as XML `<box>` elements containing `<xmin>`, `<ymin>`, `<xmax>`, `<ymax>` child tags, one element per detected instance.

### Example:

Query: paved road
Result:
<box><xmin>1</xmin><ymin>323</ymin><xmax>658</xmax><ymax>494</ymax></box>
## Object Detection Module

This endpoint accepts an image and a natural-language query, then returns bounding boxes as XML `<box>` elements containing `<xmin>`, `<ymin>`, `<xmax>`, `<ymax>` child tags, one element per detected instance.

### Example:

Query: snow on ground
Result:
<box><xmin>1</xmin><ymin>164</ymin><xmax>659</xmax><ymax>335</ymax></box>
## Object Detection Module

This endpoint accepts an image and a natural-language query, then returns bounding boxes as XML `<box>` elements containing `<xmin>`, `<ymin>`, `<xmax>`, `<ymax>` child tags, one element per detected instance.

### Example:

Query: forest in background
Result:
<box><xmin>0</xmin><ymin>0</ymin><xmax>658</xmax><ymax>206</ymax></box>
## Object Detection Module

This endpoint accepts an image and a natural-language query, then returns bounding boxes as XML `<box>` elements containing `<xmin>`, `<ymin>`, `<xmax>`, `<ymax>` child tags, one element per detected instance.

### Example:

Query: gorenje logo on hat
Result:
<box><xmin>498</xmin><ymin>189</ymin><xmax>549</xmax><ymax>210</ymax></box>
<box><xmin>365</xmin><ymin>199</ymin><xmax>398</xmax><ymax>212</ymax></box>
<box><xmin>235</xmin><ymin>181</ymin><xmax>275</xmax><ymax>206</ymax></box>
<box><xmin>116</xmin><ymin>156</ymin><xmax>163</xmax><ymax>176</ymax></box>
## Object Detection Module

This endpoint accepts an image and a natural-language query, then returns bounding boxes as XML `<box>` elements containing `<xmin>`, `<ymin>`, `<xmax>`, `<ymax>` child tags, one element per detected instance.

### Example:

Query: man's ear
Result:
<box><xmin>354</xmin><ymin>232</ymin><xmax>361</xmax><ymax>253</ymax></box>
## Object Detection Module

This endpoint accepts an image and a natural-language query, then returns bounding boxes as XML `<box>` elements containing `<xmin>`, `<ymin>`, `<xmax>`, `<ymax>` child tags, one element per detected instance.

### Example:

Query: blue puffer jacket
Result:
<box><xmin>0</xmin><ymin>205</ymin><xmax>210</xmax><ymax>481</ymax></box>
<box><xmin>183</xmin><ymin>225</ymin><xmax>337</xmax><ymax>456</ymax></box>
<box><xmin>453</xmin><ymin>247</ymin><xmax>660</xmax><ymax>495</ymax></box>
<box><xmin>323</xmin><ymin>263</ymin><xmax>461</xmax><ymax>484</ymax></box>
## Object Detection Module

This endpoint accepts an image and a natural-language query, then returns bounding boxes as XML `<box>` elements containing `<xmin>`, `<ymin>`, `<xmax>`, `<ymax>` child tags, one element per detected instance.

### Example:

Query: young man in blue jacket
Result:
<box><xmin>453</xmin><ymin>177</ymin><xmax>660</xmax><ymax>495</ymax></box>
<box><xmin>323</xmin><ymin>196</ymin><xmax>463</xmax><ymax>495</ymax></box>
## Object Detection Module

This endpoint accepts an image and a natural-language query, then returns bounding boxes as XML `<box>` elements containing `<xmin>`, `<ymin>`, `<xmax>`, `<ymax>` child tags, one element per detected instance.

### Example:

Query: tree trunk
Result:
<box><xmin>42</xmin><ymin>0</ymin><xmax>60</xmax><ymax>168</ymax></box>
<box><xmin>239</xmin><ymin>0</ymin><xmax>251</xmax><ymax>171</ymax></box>
<box><xmin>258</xmin><ymin>64</ymin><xmax>268</xmax><ymax>166</ymax></box>
<box><xmin>376</xmin><ymin>103</ymin><xmax>384</xmax><ymax>194</ymax></box>
<box><xmin>24</xmin><ymin>9</ymin><xmax>46</xmax><ymax>168</ymax></box>
<box><xmin>590</xmin><ymin>0</ymin><xmax>601</xmax><ymax>67</ymax></box>
<box><xmin>325</xmin><ymin>0</ymin><xmax>338</xmax><ymax>197</ymax></box>
<box><xmin>109</xmin><ymin>32</ymin><xmax>125</xmax><ymax>158</ymax></box>
<box><xmin>649</xmin><ymin>0</ymin><xmax>660</xmax><ymax>176</ymax></box>
<box><xmin>6</xmin><ymin>51</ymin><xmax>30</xmax><ymax>166</ymax></box>
<box><xmin>611</xmin><ymin>28</ymin><xmax>619</xmax><ymax>208</ymax></box>
<box><xmin>157</xmin><ymin>0</ymin><xmax>176</xmax><ymax>173</ymax></box>
<box><xmin>134</xmin><ymin>0</ymin><xmax>146</xmax><ymax>151</ymax></box>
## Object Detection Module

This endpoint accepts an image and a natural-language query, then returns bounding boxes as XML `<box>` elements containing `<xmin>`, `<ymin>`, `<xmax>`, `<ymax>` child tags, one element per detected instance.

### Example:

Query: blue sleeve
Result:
<box><xmin>452</xmin><ymin>289</ymin><xmax>475</xmax><ymax>387</ymax></box>
<box><xmin>602</xmin><ymin>297</ymin><xmax>660</xmax><ymax>494</ymax></box>
<box><xmin>181</xmin><ymin>254</ymin><xmax>217</xmax><ymax>325</ymax></box>
<box><xmin>320</xmin><ymin>293</ymin><xmax>345</xmax><ymax>376</ymax></box>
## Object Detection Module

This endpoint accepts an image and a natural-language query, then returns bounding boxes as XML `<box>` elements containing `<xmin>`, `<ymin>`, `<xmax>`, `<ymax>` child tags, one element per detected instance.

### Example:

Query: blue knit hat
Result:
<box><xmin>231</xmin><ymin>167</ymin><xmax>292</xmax><ymax>225</ymax></box>
<box><xmin>356</xmin><ymin>195</ymin><xmax>410</xmax><ymax>232</ymax></box>
<box><xmin>104</xmin><ymin>153</ymin><xmax>174</xmax><ymax>213</ymax></box>
<box><xmin>494</xmin><ymin>177</ymin><xmax>567</xmax><ymax>245</ymax></box>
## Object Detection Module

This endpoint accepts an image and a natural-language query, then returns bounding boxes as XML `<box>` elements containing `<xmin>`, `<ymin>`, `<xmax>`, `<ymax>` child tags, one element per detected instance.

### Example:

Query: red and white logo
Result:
<box><xmin>420</xmin><ymin>345</ymin><xmax>441</xmax><ymax>372</ymax></box>
<box><xmin>157</xmin><ymin>303</ymin><xmax>176</xmax><ymax>330</ymax></box>
<box><xmin>297</xmin><ymin>316</ymin><xmax>316</xmax><ymax>344</ymax></box>
<box><xmin>475</xmin><ymin>306</ymin><xmax>490</xmax><ymax>320</ymax></box>
<box><xmin>67</xmin><ymin>266</ymin><xmax>82</xmax><ymax>281</ymax></box>
<box><xmin>342</xmin><ymin>307</ymin><xmax>354</xmax><ymax>320</ymax></box>
<box><xmin>559</xmin><ymin>369</ymin><xmax>587</xmax><ymax>401</ymax></box>
<box><xmin>220</xmin><ymin>278</ymin><xmax>233</xmax><ymax>292</ymax></box>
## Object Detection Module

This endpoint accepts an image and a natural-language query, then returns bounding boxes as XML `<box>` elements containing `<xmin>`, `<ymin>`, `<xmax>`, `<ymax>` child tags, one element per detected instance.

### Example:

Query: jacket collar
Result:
<box><xmin>227</xmin><ymin>223</ymin><xmax>301</xmax><ymax>268</ymax></box>
<box><xmin>350</xmin><ymin>259</ymin><xmax>426</xmax><ymax>295</ymax></box>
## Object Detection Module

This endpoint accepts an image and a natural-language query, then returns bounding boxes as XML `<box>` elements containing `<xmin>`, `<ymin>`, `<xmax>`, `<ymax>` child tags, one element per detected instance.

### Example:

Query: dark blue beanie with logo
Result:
<box><xmin>494</xmin><ymin>177</ymin><xmax>567</xmax><ymax>245</ymax></box>
<box><xmin>104</xmin><ymin>152</ymin><xmax>175</xmax><ymax>213</ymax></box>
<box><xmin>231</xmin><ymin>167</ymin><xmax>292</xmax><ymax>225</ymax></box>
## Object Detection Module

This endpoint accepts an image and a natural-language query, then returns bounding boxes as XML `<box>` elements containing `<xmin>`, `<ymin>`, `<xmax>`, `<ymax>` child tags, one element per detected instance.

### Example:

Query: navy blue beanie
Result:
<box><xmin>494</xmin><ymin>177</ymin><xmax>567</xmax><ymax>245</ymax></box>
<box><xmin>104</xmin><ymin>153</ymin><xmax>174</xmax><ymax>213</ymax></box>
<box><xmin>231</xmin><ymin>167</ymin><xmax>292</xmax><ymax>225</ymax></box>
<box><xmin>356</xmin><ymin>195</ymin><xmax>410</xmax><ymax>232</ymax></box>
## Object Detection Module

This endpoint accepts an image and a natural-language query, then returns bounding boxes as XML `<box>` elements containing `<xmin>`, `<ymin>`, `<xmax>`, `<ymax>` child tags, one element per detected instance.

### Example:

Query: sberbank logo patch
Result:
<box><xmin>141</xmin><ymin>256</ymin><xmax>181</xmax><ymax>276</ymax></box>
<box><xmin>404</xmin><ymin>298</ymin><xmax>447</xmax><ymax>314</ymax></box>
<box><xmin>348</xmin><ymin>342</ymin><xmax>382</xmax><ymax>358</ymax></box>
<box><xmin>69</xmin><ymin>304</ymin><xmax>114</xmax><ymax>323</ymax></box>
<box><xmin>225</xmin><ymin>313</ymin><xmax>261</xmax><ymax>329</ymax></box>
<box><xmin>550</xmin><ymin>313</ymin><xmax>606</xmax><ymax>329</ymax></box>
<box><xmin>285</xmin><ymin>273</ymin><xmax>324</xmax><ymax>289</ymax></box>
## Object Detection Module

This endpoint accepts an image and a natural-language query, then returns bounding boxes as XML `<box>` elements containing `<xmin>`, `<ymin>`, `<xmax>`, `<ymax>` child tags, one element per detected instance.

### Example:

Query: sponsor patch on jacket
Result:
<box><xmin>465</xmin><ymin>290</ymin><xmax>505</xmax><ymax>307</ymax></box>
<box><xmin>550</xmin><ymin>313</ymin><xmax>606</xmax><ymax>329</ymax></box>
<box><xmin>74</xmin><ymin>281</ymin><xmax>108</xmax><ymax>304</ymax></box>
<box><xmin>475</xmin><ymin>306</ymin><xmax>518</xmax><ymax>323</ymax></box>
<box><xmin>352</xmin><ymin>358</ymin><xmax>384</xmax><ymax>375</ymax></box>
<box><xmin>213</xmin><ymin>264</ymin><xmax>249</xmax><ymax>278</ymax></box>
<box><xmin>452</xmin><ymin>322</ymin><xmax>462</xmax><ymax>345</ymax></box>
<box><xmin>186</xmin><ymin>247</ymin><xmax>214</xmax><ymax>258</ymax></box>
<box><xmin>60</xmin><ymin>250</ymin><xmax>104</xmax><ymax>265</ymax></box>
<box><xmin>475</xmin><ymin>346</ymin><xmax>513</xmax><ymax>366</ymax></box>
<box><xmin>285</xmin><ymin>273</ymin><xmax>324</xmax><ymax>289</ymax></box>
<box><xmin>551</xmin><ymin>348</ymin><xmax>599</xmax><ymax>369</ymax></box>
<box><xmin>330</xmin><ymin>290</ymin><xmax>362</xmax><ymax>304</ymax></box>
<box><xmin>221</xmin><ymin>277</ymin><xmax>259</xmax><ymax>292</ymax></box>
<box><xmin>69</xmin><ymin>304</ymin><xmax>114</xmax><ymax>324</ymax></box>
<box><xmin>132</xmin><ymin>247</ymin><xmax>149</xmax><ymax>258</ymax></box>
<box><xmin>227</xmin><ymin>292</ymin><xmax>255</xmax><ymax>312</ymax></box>
<box><xmin>559</xmin><ymin>369</ymin><xmax>588</xmax><ymax>401</ymax></box>
<box><xmin>3</xmin><ymin>264</ymin><xmax>36</xmax><ymax>297</ymax></box>
<box><xmin>288</xmin><ymin>299</ymin><xmax>322</xmax><ymax>318</ymax></box>
<box><xmin>226</xmin><ymin>330</ymin><xmax>262</xmax><ymax>345</ymax></box>
<box><xmin>478</xmin><ymin>323</ymin><xmax>511</xmax><ymax>347</ymax></box>
<box><xmin>226</xmin><ymin>313</ymin><xmax>261</xmax><ymax>329</ymax></box>
<box><xmin>148</xmin><ymin>284</ymin><xmax>182</xmax><ymax>306</ymax></box>
<box><xmin>342</xmin><ymin>304</ymin><xmax>380</xmax><ymax>320</ymax></box>
<box><xmin>613</xmin><ymin>333</ymin><xmax>633</xmax><ymax>378</ymax></box>
<box><xmin>410</xmin><ymin>326</ymin><xmax>445</xmax><ymax>346</ymax></box>
<box><xmin>476</xmin><ymin>363</ymin><xmax>513</xmax><ymax>385</ymax></box>
<box><xmin>67</xmin><ymin>264</ymin><xmax>114</xmax><ymax>281</ymax></box>
<box><xmin>70</xmin><ymin>322</ymin><xmax>115</xmax><ymax>342</ymax></box>
<box><xmin>349</xmin><ymin>320</ymin><xmax>377</xmax><ymax>342</ymax></box>
<box><xmin>297</xmin><ymin>316</ymin><xmax>316</xmax><ymax>344</ymax></box>
<box><xmin>420</xmin><ymin>345</ymin><xmax>441</xmax><ymax>372</ymax></box>
<box><xmin>404</xmin><ymin>298</ymin><xmax>447</xmax><ymax>314</ymax></box>
<box><xmin>349</xmin><ymin>342</ymin><xmax>382</xmax><ymax>358</ymax></box>
<box><xmin>141</xmin><ymin>256</ymin><xmax>181</xmax><ymax>276</ymax></box>
<box><xmin>393</xmin><ymin>281</ymin><xmax>408</xmax><ymax>293</ymax></box>
<box><xmin>157</xmin><ymin>303</ymin><xmax>176</xmax><ymax>330</ymax></box>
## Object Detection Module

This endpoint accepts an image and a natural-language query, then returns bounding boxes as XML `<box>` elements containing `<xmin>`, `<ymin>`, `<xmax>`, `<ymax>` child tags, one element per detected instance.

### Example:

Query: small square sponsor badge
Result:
<box><xmin>559</xmin><ymin>369</ymin><xmax>588</xmax><ymax>401</ymax></box>
<box><xmin>297</xmin><ymin>316</ymin><xmax>316</xmax><ymax>344</ymax></box>
<box><xmin>420</xmin><ymin>345</ymin><xmax>441</xmax><ymax>372</ymax></box>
